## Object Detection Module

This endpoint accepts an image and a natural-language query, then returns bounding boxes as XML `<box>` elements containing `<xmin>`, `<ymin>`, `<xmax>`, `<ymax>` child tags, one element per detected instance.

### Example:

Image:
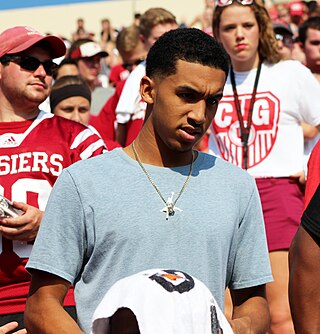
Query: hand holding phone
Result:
<box><xmin>0</xmin><ymin>195</ymin><xmax>24</xmax><ymax>218</ymax></box>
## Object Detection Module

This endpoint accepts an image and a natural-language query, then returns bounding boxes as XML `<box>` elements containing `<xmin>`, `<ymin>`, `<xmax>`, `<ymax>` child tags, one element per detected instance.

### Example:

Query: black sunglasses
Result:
<box><xmin>122</xmin><ymin>58</ymin><xmax>144</xmax><ymax>71</ymax></box>
<box><xmin>0</xmin><ymin>55</ymin><xmax>58</xmax><ymax>76</ymax></box>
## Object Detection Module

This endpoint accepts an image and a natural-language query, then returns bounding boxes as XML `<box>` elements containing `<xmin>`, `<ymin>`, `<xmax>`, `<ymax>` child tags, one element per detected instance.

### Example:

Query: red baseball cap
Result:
<box><xmin>289</xmin><ymin>2</ymin><xmax>304</xmax><ymax>17</ymax></box>
<box><xmin>0</xmin><ymin>26</ymin><xmax>66</xmax><ymax>59</ymax></box>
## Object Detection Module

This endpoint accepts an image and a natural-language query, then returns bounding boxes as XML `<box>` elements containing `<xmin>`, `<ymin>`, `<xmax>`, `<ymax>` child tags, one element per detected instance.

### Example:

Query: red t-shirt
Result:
<box><xmin>109</xmin><ymin>64</ymin><xmax>129</xmax><ymax>87</ymax></box>
<box><xmin>0</xmin><ymin>112</ymin><xmax>105</xmax><ymax>315</ymax></box>
<box><xmin>89</xmin><ymin>80</ymin><xmax>125</xmax><ymax>147</ymax></box>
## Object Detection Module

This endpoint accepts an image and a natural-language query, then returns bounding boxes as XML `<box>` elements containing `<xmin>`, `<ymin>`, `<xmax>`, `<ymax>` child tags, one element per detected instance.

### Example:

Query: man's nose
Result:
<box><xmin>33</xmin><ymin>64</ymin><xmax>47</xmax><ymax>77</ymax></box>
<box><xmin>189</xmin><ymin>100</ymin><xmax>206</xmax><ymax>124</ymax></box>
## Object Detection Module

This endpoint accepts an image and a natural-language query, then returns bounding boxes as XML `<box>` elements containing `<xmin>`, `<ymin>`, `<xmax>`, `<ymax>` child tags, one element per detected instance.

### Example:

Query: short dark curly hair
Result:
<box><xmin>146</xmin><ymin>28</ymin><xmax>230</xmax><ymax>79</ymax></box>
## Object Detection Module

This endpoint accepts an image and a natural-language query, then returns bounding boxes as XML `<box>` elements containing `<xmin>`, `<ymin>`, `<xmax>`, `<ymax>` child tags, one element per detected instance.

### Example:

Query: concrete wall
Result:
<box><xmin>0</xmin><ymin>0</ymin><xmax>205</xmax><ymax>40</ymax></box>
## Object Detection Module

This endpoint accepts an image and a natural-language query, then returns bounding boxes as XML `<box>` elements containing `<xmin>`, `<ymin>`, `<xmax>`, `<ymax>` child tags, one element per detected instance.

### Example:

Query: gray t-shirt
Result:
<box><xmin>27</xmin><ymin>148</ymin><xmax>272</xmax><ymax>333</ymax></box>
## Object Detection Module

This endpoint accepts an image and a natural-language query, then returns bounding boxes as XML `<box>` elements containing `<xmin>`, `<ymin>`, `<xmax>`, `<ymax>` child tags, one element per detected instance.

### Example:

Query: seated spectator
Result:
<box><xmin>133</xmin><ymin>13</ymin><xmax>141</xmax><ymax>26</ymax></box>
<box><xmin>273</xmin><ymin>22</ymin><xmax>294</xmax><ymax>60</ymax></box>
<box><xmin>89</xmin><ymin>25</ymin><xmax>146</xmax><ymax>144</ymax></box>
<box><xmin>276</xmin><ymin>4</ymin><xmax>292</xmax><ymax>26</ymax></box>
<box><xmin>68</xmin><ymin>38</ymin><xmax>115</xmax><ymax>115</ymax></box>
<box><xmin>91</xmin><ymin>269</ymin><xmax>233</xmax><ymax>334</ymax></box>
<box><xmin>100</xmin><ymin>18</ymin><xmax>117</xmax><ymax>48</ymax></box>
<box><xmin>289</xmin><ymin>1</ymin><xmax>308</xmax><ymax>35</ymax></box>
<box><xmin>72</xmin><ymin>18</ymin><xmax>94</xmax><ymax>42</ymax></box>
<box><xmin>50</xmin><ymin>75</ymin><xmax>91</xmax><ymax>125</ymax></box>
<box><xmin>109</xmin><ymin>25</ymin><xmax>146</xmax><ymax>87</ymax></box>
<box><xmin>115</xmin><ymin>7</ymin><xmax>178</xmax><ymax>147</ymax></box>
<box><xmin>53</xmin><ymin>58</ymin><xmax>79</xmax><ymax>80</ymax></box>
<box><xmin>68</xmin><ymin>38</ymin><xmax>108</xmax><ymax>91</ymax></box>
<box><xmin>50</xmin><ymin>75</ymin><xmax>120</xmax><ymax>150</ymax></box>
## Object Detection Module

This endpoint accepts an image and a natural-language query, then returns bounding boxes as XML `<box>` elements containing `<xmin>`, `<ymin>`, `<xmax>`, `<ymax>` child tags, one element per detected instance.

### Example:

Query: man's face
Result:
<box><xmin>278</xmin><ymin>8</ymin><xmax>291</xmax><ymax>25</ymax></box>
<box><xmin>77</xmin><ymin>55</ymin><xmax>102</xmax><ymax>88</ymax></box>
<box><xmin>275</xmin><ymin>32</ymin><xmax>293</xmax><ymax>60</ymax></box>
<box><xmin>303</xmin><ymin>28</ymin><xmax>320</xmax><ymax>73</ymax></box>
<box><xmin>0</xmin><ymin>46</ymin><xmax>53</xmax><ymax>109</ymax></box>
<box><xmin>56</xmin><ymin>64</ymin><xmax>79</xmax><ymax>80</ymax></box>
<box><xmin>143</xmin><ymin>22</ymin><xmax>178</xmax><ymax>51</ymax></box>
<box><xmin>121</xmin><ymin>42</ymin><xmax>147</xmax><ymax>73</ymax></box>
<box><xmin>141</xmin><ymin>60</ymin><xmax>226</xmax><ymax>154</ymax></box>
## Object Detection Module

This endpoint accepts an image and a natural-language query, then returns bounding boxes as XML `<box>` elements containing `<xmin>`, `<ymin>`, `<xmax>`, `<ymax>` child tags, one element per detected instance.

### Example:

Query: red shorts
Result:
<box><xmin>255</xmin><ymin>177</ymin><xmax>304</xmax><ymax>252</ymax></box>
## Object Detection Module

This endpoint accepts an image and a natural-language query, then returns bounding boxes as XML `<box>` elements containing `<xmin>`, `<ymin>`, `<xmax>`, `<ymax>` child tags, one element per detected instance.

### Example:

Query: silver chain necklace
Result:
<box><xmin>131</xmin><ymin>141</ymin><xmax>194</xmax><ymax>220</ymax></box>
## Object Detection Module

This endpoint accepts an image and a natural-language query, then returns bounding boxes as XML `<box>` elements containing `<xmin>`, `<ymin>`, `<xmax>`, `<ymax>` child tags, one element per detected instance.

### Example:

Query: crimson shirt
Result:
<box><xmin>0</xmin><ymin>111</ymin><xmax>105</xmax><ymax>315</ymax></box>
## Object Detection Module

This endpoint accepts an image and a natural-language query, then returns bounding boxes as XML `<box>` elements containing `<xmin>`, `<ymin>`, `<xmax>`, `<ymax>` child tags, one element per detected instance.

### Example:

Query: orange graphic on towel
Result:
<box><xmin>161</xmin><ymin>273</ymin><xmax>183</xmax><ymax>281</ymax></box>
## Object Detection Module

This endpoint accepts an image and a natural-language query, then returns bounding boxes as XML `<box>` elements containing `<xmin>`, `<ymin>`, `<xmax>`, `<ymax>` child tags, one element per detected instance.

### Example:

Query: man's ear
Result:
<box><xmin>139</xmin><ymin>34</ymin><xmax>145</xmax><ymax>44</ymax></box>
<box><xmin>299</xmin><ymin>41</ymin><xmax>305</xmax><ymax>52</ymax></box>
<box><xmin>140</xmin><ymin>75</ymin><xmax>155</xmax><ymax>104</ymax></box>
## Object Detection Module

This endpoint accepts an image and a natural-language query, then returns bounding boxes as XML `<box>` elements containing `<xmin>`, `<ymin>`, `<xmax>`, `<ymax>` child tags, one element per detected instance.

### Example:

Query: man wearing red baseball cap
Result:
<box><xmin>0</xmin><ymin>26</ymin><xmax>66</xmax><ymax>59</ymax></box>
<box><xmin>0</xmin><ymin>26</ymin><xmax>106</xmax><ymax>331</ymax></box>
<box><xmin>67</xmin><ymin>38</ymin><xmax>111</xmax><ymax>115</ymax></box>
<box><xmin>68</xmin><ymin>39</ymin><xmax>108</xmax><ymax>91</ymax></box>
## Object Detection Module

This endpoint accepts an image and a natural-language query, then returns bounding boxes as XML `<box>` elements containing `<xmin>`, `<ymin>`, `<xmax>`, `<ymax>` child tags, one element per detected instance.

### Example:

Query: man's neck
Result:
<box><xmin>0</xmin><ymin>107</ymin><xmax>40</xmax><ymax>122</ymax></box>
<box><xmin>124</xmin><ymin>126</ymin><xmax>195</xmax><ymax>168</ymax></box>
<box><xmin>0</xmin><ymin>92</ymin><xmax>41</xmax><ymax>121</ymax></box>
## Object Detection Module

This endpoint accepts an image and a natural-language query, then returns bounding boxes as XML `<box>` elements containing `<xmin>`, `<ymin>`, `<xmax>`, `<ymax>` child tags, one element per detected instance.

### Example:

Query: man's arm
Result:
<box><xmin>289</xmin><ymin>226</ymin><xmax>320</xmax><ymax>334</ymax></box>
<box><xmin>229</xmin><ymin>285</ymin><xmax>270</xmax><ymax>334</ymax></box>
<box><xmin>25</xmin><ymin>270</ymin><xmax>83</xmax><ymax>334</ymax></box>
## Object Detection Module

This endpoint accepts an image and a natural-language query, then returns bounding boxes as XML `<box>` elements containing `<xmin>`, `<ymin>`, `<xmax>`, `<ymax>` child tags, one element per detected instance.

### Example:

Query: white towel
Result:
<box><xmin>91</xmin><ymin>268</ymin><xmax>234</xmax><ymax>334</ymax></box>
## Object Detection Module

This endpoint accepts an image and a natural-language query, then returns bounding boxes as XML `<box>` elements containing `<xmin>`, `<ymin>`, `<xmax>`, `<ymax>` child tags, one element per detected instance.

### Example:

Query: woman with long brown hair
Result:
<box><xmin>209</xmin><ymin>0</ymin><xmax>320</xmax><ymax>333</ymax></box>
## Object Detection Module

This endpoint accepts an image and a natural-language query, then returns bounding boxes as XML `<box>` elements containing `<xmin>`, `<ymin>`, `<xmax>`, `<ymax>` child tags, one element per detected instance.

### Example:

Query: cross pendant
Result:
<box><xmin>161</xmin><ymin>192</ymin><xmax>182</xmax><ymax>220</ymax></box>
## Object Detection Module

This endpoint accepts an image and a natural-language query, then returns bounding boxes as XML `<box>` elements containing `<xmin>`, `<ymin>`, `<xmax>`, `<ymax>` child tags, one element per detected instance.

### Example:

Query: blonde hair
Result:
<box><xmin>116</xmin><ymin>25</ymin><xmax>141</xmax><ymax>54</ymax></box>
<box><xmin>139</xmin><ymin>7</ymin><xmax>177</xmax><ymax>39</ymax></box>
<box><xmin>212</xmin><ymin>0</ymin><xmax>282</xmax><ymax>64</ymax></box>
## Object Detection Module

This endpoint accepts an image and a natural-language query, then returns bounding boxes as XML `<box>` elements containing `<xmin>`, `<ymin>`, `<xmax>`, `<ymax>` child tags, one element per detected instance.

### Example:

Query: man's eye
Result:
<box><xmin>178</xmin><ymin>93</ymin><xmax>195</xmax><ymax>102</ymax></box>
<box><xmin>206</xmin><ymin>97</ymin><xmax>219</xmax><ymax>106</ymax></box>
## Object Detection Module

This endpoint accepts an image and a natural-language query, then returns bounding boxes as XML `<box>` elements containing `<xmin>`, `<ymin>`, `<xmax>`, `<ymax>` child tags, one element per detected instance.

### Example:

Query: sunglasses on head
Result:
<box><xmin>122</xmin><ymin>58</ymin><xmax>144</xmax><ymax>71</ymax></box>
<box><xmin>0</xmin><ymin>55</ymin><xmax>58</xmax><ymax>76</ymax></box>
<box><xmin>215</xmin><ymin>0</ymin><xmax>253</xmax><ymax>7</ymax></box>
<box><xmin>275</xmin><ymin>34</ymin><xmax>293</xmax><ymax>48</ymax></box>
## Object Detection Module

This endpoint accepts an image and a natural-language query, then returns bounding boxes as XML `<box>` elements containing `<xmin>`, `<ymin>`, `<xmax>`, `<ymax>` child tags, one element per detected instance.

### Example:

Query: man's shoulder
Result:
<box><xmin>199</xmin><ymin>152</ymin><xmax>251</xmax><ymax>175</ymax></box>
<box><xmin>44</xmin><ymin>114</ymin><xmax>87</xmax><ymax>130</ymax></box>
<box><xmin>66</xmin><ymin>148</ymin><xmax>121</xmax><ymax>173</ymax></box>
<box><xmin>198</xmin><ymin>152</ymin><xmax>256</xmax><ymax>190</ymax></box>
<box><xmin>41</xmin><ymin>115</ymin><xmax>105</xmax><ymax>158</ymax></box>
<box><xmin>42</xmin><ymin>115</ymin><xmax>101</xmax><ymax>140</ymax></box>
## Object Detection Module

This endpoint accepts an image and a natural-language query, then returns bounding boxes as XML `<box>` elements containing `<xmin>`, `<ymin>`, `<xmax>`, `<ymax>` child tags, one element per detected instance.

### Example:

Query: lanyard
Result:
<box><xmin>230</xmin><ymin>62</ymin><xmax>262</xmax><ymax>170</ymax></box>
